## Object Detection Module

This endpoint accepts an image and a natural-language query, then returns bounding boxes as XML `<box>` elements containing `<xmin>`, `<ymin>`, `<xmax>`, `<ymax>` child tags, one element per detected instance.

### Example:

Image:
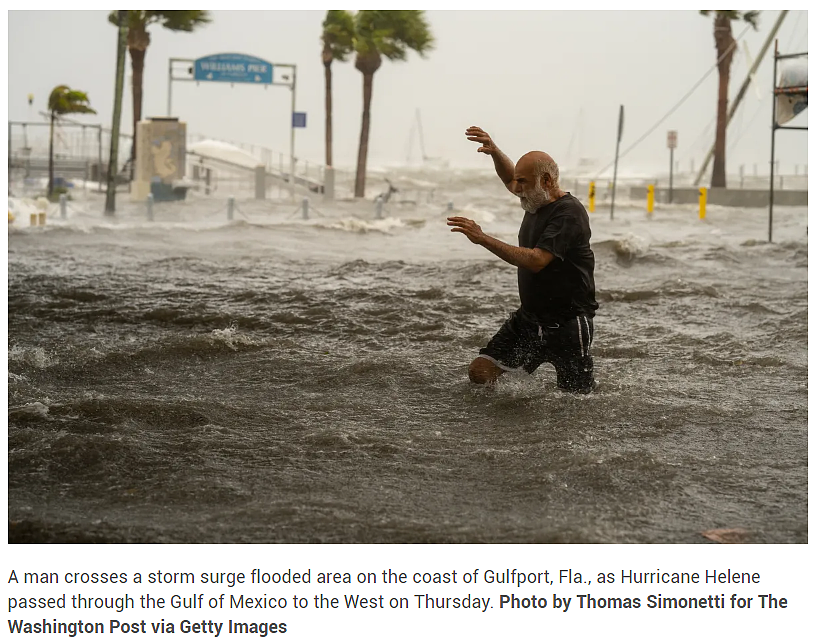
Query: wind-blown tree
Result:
<box><xmin>700</xmin><ymin>10</ymin><xmax>759</xmax><ymax>188</ymax></box>
<box><xmin>321</xmin><ymin>10</ymin><xmax>355</xmax><ymax>169</ymax></box>
<box><xmin>108</xmin><ymin>10</ymin><xmax>210</xmax><ymax>163</ymax></box>
<box><xmin>353</xmin><ymin>10</ymin><xmax>434</xmax><ymax>197</ymax></box>
<box><xmin>47</xmin><ymin>86</ymin><xmax>96</xmax><ymax>197</ymax></box>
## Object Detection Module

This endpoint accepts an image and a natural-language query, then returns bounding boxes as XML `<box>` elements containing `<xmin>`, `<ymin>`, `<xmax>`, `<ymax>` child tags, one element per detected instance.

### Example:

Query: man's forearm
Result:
<box><xmin>479</xmin><ymin>234</ymin><xmax>547</xmax><ymax>273</ymax></box>
<box><xmin>491</xmin><ymin>150</ymin><xmax>515</xmax><ymax>185</ymax></box>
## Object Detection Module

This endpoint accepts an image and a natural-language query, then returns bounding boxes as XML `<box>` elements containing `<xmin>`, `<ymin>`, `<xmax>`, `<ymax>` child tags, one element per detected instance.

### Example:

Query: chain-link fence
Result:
<box><xmin>9</xmin><ymin>120</ymin><xmax>134</xmax><ymax>196</ymax></box>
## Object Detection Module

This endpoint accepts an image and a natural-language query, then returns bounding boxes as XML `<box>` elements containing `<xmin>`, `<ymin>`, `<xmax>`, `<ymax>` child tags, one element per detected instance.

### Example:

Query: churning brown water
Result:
<box><xmin>7</xmin><ymin>170</ymin><xmax>808</xmax><ymax>543</ymax></box>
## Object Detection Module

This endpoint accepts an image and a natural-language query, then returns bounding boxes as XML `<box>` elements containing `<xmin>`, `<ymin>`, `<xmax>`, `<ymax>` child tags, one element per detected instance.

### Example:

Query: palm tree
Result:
<box><xmin>700</xmin><ymin>10</ymin><xmax>759</xmax><ymax>188</ymax></box>
<box><xmin>47</xmin><ymin>86</ymin><xmax>96</xmax><ymax>197</ymax></box>
<box><xmin>108</xmin><ymin>10</ymin><xmax>210</xmax><ymax>165</ymax></box>
<box><xmin>321</xmin><ymin>10</ymin><xmax>355</xmax><ymax>169</ymax></box>
<box><xmin>353</xmin><ymin>10</ymin><xmax>434</xmax><ymax>197</ymax></box>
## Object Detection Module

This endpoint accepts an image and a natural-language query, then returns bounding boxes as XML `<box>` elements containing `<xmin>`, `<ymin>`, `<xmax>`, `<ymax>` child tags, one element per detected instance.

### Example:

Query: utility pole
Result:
<box><xmin>610</xmin><ymin>104</ymin><xmax>624</xmax><ymax>220</ymax></box>
<box><xmin>667</xmin><ymin>130</ymin><xmax>677</xmax><ymax>202</ymax></box>
<box><xmin>694</xmin><ymin>10</ymin><xmax>789</xmax><ymax>186</ymax></box>
<box><xmin>289</xmin><ymin>65</ymin><xmax>297</xmax><ymax>200</ymax></box>
<box><xmin>105</xmin><ymin>10</ymin><xmax>128</xmax><ymax>215</ymax></box>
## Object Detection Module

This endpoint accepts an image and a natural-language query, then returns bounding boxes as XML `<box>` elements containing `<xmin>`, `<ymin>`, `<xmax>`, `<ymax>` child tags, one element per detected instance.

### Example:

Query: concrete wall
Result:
<box><xmin>629</xmin><ymin>186</ymin><xmax>808</xmax><ymax>207</ymax></box>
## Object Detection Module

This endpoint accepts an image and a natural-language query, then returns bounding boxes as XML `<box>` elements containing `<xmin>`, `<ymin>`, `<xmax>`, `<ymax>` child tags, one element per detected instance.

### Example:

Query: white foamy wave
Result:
<box><xmin>210</xmin><ymin>324</ymin><xmax>256</xmax><ymax>350</ymax></box>
<box><xmin>316</xmin><ymin>217</ymin><xmax>407</xmax><ymax>234</ymax></box>
<box><xmin>8</xmin><ymin>346</ymin><xmax>59</xmax><ymax>368</ymax></box>
<box><xmin>612</xmin><ymin>233</ymin><xmax>650</xmax><ymax>260</ymax></box>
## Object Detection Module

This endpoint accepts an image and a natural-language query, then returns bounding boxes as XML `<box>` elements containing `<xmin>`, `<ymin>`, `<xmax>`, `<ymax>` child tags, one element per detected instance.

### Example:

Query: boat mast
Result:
<box><xmin>416</xmin><ymin>109</ymin><xmax>429</xmax><ymax>161</ymax></box>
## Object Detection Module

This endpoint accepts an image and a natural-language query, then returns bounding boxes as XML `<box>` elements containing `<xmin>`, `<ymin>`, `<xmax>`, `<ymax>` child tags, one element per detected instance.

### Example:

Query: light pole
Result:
<box><xmin>105</xmin><ymin>10</ymin><xmax>128</xmax><ymax>215</ymax></box>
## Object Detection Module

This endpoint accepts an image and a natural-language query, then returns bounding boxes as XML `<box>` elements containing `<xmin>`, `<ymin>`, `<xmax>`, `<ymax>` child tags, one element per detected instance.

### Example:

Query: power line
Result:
<box><xmin>728</xmin><ymin>98</ymin><xmax>766</xmax><ymax>153</ymax></box>
<box><xmin>677</xmin><ymin>114</ymin><xmax>715</xmax><ymax>162</ymax></box>
<box><xmin>784</xmin><ymin>10</ymin><xmax>803</xmax><ymax>52</ymax></box>
<box><xmin>593</xmin><ymin>20</ymin><xmax>757</xmax><ymax>177</ymax></box>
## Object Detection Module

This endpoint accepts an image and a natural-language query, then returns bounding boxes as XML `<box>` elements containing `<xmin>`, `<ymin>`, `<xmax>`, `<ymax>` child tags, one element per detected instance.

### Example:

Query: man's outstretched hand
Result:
<box><xmin>447</xmin><ymin>216</ymin><xmax>486</xmax><ymax>245</ymax></box>
<box><xmin>465</xmin><ymin>126</ymin><xmax>498</xmax><ymax>155</ymax></box>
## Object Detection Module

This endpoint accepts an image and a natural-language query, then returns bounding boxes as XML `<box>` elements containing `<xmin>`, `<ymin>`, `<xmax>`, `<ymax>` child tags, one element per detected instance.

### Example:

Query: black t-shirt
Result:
<box><xmin>517</xmin><ymin>193</ymin><xmax>598</xmax><ymax>323</ymax></box>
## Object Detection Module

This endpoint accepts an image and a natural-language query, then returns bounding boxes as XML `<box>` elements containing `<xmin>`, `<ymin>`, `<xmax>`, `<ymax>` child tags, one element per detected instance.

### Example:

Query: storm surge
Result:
<box><xmin>7</xmin><ymin>170</ymin><xmax>807</xmax><ymax>543</ymax></box>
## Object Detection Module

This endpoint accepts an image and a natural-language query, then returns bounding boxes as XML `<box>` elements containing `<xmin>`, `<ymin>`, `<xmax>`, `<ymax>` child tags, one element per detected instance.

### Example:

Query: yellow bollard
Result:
<box><xmin>30</xmin><ymin>213</ymin><xmax>37</xmax><ymax>226</ymax></box>
<box><xmin>646</xmin><ymin>184</ymin><xmax>655</xmax><ymax>216</ymax></box>
<box><xmin>38</xmin><ymin>212</ymin><xmax>47</xmax><ymax>226</ymax></box>
<box><xmin>588</xmin><ymin>181</ymin><xmax>595</xmax><ymax>213</ymax></box>
<box><xmin>698</xmin><ymin>187</ymin><xmax>707</xmax><ymax>220</ymax></box>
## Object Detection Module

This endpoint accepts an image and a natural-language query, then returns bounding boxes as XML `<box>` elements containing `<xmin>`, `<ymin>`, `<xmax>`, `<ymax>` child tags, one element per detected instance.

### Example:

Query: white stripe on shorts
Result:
<box><xmin>576</xmin><ymin>317</ymin><xmax>585</xmax><ymax>357</ymax></box>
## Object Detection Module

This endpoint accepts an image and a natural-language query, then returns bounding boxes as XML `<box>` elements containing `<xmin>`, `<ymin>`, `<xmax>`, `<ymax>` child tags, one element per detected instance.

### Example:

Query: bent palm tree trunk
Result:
<box><xmin>354</xmin><ymin>72</ymin><xmax>374</xmax><ymax>198</ymax></box>
<box><xmin>129</xmin><ymin>47</ymin><xmax>145</xmax><ymax>170</ymax></box>
<box><xmin>127</xmin><ymin>24</ymin><xmax>150</xmax><ymax>170</ymax></box>
<box><xmin>711</xmin><ymin>13</ymin><xmax>734</xmax><ymax>188</ymax></box>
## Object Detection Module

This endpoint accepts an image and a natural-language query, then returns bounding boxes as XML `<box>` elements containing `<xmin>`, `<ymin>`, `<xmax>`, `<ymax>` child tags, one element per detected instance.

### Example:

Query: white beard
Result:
<box><xmin>520</xmin><ymin>184</ymin><xmax>551</xmax><ymax>213</ymax></box>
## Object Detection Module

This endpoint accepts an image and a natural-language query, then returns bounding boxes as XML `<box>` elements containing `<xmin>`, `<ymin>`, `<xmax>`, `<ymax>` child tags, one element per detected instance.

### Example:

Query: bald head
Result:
<box><xmin>512</xmin><ymin>151</ymin><xmax>562</xmax><ymax>213</ymax></box>
<box><xmin>516</xmin><ymin>151</ymin><xmax>560</xmax><ymax>191</ymax></box>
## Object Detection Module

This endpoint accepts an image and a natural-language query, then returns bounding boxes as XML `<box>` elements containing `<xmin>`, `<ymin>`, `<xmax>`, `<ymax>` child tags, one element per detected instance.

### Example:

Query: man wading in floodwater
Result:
<box><xmin>447</xmin><ymin>126</ymin><xmax>598</xmax><ymax>393</ymax></box>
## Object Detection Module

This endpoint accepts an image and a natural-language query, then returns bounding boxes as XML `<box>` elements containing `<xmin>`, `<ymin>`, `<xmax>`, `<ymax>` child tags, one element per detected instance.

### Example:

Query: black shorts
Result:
<box><xmin>478</xmin><ymin>309</ymin><xmax>595</xmax><ymax>393</ymax></box>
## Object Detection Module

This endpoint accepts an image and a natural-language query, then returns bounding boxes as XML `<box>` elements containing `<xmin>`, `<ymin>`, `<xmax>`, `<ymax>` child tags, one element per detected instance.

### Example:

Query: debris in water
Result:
<box><xmin>701</xmin><ymin>528</ymin><xmax>751</xmax><ymax>544</ymax></box>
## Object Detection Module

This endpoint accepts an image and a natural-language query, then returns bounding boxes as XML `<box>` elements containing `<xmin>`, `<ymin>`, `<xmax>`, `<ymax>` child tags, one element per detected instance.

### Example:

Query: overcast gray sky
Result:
<box><xmin>7</xmin><ymin>9</ymin><xmax>809</xmax><ymax>177</ymax></box>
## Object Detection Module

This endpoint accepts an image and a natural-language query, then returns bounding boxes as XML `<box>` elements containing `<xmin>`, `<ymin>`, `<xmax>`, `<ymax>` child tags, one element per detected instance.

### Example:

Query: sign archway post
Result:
<box><xmin>167</xmin><ymin>53</ymin><xmax>298</xmax><ymax>199</ymax></box>
<box><xmin>768</xmin><ymin>40</ymin><xmax>807</xmax><ymax>243</ymax></box>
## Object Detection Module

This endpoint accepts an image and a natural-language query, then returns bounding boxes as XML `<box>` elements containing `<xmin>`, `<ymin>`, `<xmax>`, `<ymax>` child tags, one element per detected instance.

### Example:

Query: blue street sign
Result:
<box><xmin>194</xmin><ymin>53</ymin><xmax>273</xmax><ymax>85</ymax></box>
<box><xmin>292</xmin><ymin>112</ymin><xmax>307</xmax><ymax>128</ymax></box>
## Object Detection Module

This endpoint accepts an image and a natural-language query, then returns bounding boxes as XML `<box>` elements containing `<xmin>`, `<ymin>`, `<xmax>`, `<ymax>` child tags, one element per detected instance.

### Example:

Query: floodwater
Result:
<box><xmin>7</xmin><ymin>169</ymin><xmax>808</xmax><ymax>543</ymax></box>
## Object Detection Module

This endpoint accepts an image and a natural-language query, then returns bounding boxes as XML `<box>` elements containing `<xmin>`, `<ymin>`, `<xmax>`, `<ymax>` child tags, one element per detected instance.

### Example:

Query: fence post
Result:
<box><xmin>324</xmin><ymin>167</ymin><xmax>335</xmax><ymax>200</ymax></box>
<box><xmin>146</xmin><ymin>193</ymin><xmax>154</xmax><ymax>221</ymax></box>
<box><xmin>98</xmin><ymin>126</ymin><xmax>103</xmax><ymax>192</ymax></box>
<box><xmin>302</xmin><ymin>197</ymin><xmax>309</xmax><ymax>220</ymax></box>
<box><xmin>375</xmin><ymin>196</ymin><xmax>384</xmax><ymax>219</ymax></box>
<box><xmin>254</xmin><ymin>165</ymin><xmax>266</xmax><ymax>200</ymax></box>
<box><xmin>227</xmin><ymin>196</ymin><xmax>235</xmax><ymax>221</ymax></box>
<box><xmin>59</xmin><ymin>193</ymin><xmax>67</xmax><ymax>219</ymax></box>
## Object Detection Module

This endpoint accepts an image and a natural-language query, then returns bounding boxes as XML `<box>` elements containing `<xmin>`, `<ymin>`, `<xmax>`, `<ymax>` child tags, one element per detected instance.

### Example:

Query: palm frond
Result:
<box><xmin>354</xmin><ymin>10</ymin><xmax>434</xmax><ymax>61</ymax></box>
<box><xmin>108</xmin><ymin>10</ymin><xmax>209</xmax><ymax>33</ymax></box>
<box><xmin>322</xmin><ymin>10</ymin><xmax>356</xmax><ymax>61</ymax></box>
<box><xmin>155</xmin><ymin>10</ymin><xmax>211</xmax><ymax>32</ymax></box>
<box><xmin>48</xmin><ymin>85</ymin><xmax>96</xmax><ymax>116</ymax></box>
<box><xmin>742</xmin><ymin>10</ymin><xmax>760</xmax><ymax>29</ymax></box>
<box><xmin>700</xmin><ymin>9</ymin><xmax>760</xmax><ymax>28</ymax></box>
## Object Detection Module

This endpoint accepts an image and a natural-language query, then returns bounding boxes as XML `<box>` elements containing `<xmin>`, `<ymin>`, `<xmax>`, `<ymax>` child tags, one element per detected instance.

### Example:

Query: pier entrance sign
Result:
<box><xmin>167</xmin><ymin>52</ymin><xmax>299</xmax><ymax>197</ymax></box>
<box><xmin>193</xmin><ymin>53</ymin><xmax>273</xmax><ymax>85</ymax></box>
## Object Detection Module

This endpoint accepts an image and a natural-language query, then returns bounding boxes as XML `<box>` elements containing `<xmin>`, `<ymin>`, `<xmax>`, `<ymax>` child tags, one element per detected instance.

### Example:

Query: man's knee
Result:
<box><xmin>469</xmin><ymin>357</ymin><xmax>503</xmax><ymax>385</ymax></box>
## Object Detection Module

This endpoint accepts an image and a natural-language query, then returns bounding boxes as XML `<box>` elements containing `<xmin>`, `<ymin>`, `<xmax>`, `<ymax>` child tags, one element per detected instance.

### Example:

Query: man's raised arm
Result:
<box><xmin>465</xmin><ymin>126</ymin><xmax>516</xmax><ymax>194</ymax></box>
